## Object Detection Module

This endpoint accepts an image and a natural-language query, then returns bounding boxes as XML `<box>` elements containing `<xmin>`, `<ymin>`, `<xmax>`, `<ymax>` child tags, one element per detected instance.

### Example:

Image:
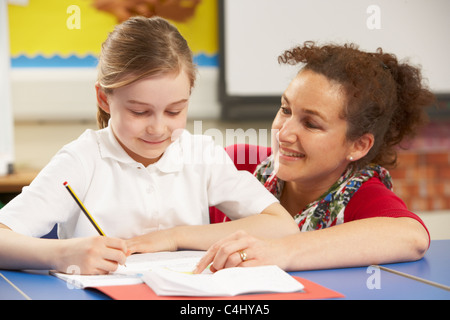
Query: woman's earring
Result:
<box><xmin>348</xmin><ymin>156</ymin><xmax>354</xmax><ymax>161</ymax></box>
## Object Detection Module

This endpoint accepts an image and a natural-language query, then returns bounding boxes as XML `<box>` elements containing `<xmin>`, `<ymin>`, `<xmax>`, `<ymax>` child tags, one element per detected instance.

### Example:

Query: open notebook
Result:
<box><xmin>51</xmin><ymin>251</ymin><xmax>303</xmax><ymax>296</ymax></box>
<box><xmin>143</xmin><ymin>265</ymin><xmax>303</xmax><ymax>296</ymax></box>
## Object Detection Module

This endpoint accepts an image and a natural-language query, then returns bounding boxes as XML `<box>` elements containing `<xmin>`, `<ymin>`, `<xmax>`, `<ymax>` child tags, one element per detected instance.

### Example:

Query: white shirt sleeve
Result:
<box><xmin>0</xmin><ymin>143</ymin><xmax>90</xmax><ymax>238</ymax></box>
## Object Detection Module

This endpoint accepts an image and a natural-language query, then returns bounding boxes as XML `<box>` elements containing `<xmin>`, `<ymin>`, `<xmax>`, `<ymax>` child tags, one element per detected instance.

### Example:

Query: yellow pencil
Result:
<box><xmin>63</xmin><ymin>181</ymin><xmax>106</xmax><ymax>236</ymax></box>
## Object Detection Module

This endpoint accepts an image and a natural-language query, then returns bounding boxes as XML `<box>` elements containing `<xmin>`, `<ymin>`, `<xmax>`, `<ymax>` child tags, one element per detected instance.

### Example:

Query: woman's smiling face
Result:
<box><xmin>272</xmin><ymin>69</ymin><xmax>355</xmax><ymax>189</ymax></box>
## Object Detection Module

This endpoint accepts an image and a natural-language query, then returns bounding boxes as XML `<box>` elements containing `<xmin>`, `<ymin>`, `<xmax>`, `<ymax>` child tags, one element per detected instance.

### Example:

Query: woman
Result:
<box><xmin>195</xmin><ymin>42</ymin><xmax>435</xmax><ymax>273</ymax></box>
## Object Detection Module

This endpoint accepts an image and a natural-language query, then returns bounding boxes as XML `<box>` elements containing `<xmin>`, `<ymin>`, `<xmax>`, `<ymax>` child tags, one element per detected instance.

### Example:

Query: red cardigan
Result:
<box><xmin>209</xmin><ymin>144</ymin><xmax>430</xmax><ymax>239</ymax></box>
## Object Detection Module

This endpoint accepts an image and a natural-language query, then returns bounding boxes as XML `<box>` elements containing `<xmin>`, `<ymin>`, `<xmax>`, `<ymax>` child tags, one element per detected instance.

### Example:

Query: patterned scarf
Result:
<box><xmin>254</xmin><ymin>155</ymin><xmax>393</xmax><ymax>231</ymax></box>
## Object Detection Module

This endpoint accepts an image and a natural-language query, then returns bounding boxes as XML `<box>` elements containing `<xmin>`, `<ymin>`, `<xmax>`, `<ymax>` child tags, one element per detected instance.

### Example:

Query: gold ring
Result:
<box><xmin>239</xmin><ymin>250</ymin><xmax>247</xmax><ymax>262</ymax></box>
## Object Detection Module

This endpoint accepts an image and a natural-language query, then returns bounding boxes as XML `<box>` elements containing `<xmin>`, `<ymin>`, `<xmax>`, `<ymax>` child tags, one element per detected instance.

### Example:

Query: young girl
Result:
<box><xmin>0</xmin><ymin>17</ymin><xmax>297</xmax><ymax>274</ymax></box>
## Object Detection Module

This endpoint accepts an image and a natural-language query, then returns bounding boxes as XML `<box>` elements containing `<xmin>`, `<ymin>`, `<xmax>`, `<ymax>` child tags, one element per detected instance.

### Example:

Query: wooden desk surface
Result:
<box><xmin>0</xmin><ymin>170</ymin><xmax>39</xmax><ymax>193</ymax></box>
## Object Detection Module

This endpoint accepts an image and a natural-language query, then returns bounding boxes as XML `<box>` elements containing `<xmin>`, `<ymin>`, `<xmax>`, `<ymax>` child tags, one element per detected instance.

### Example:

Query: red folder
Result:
<box><xmin>94</xmin><ymin>276</ymin><xmax>344</xmax><ymax>300</ymax></box>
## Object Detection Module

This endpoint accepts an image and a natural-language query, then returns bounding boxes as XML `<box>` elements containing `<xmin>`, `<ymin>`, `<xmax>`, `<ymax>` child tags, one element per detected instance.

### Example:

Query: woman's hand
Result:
<box><xmin>56</xmin><ymin>236</ymin><xmax>128</xmax><ymax>275</ymax></box>
<box><xmin>193</xmin><ymin>230</ymin><xmax>287</xmax><ymax>274</ymax></box>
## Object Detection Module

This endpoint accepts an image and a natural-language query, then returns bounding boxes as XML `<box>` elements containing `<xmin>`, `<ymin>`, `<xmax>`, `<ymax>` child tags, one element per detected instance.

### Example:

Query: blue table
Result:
<box><xmin>0</xmin><ymin>270</ymin><xmax>107</xmax><ymax>300</ymax></box>
<box><xmin>292</xmin><ymin>239</ymin><xmax>450</xmax><ymax>300</ymax></box>
<box><xmin>1</xmin><ymin>240</ymin><xmax>449</xmax><ymax>300</ymax></box>
<box><xmin>293</xmin><ymin>265</ymin><xmax>449</xmax><ymax>300</ymax></box>
<box><xmin>379</xmin><ymin>239</ymin><xmax>450</xmax><ymax>288</ymax></box>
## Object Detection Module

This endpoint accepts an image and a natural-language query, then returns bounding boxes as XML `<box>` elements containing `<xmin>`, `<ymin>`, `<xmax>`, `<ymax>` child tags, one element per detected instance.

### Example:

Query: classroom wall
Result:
<box><xmin>9</xmin><ymin>0</ymin><xmax>450</xmax><ymax>122</ymax></box>
<box><xmin>9</xmin><ymin>0</ymin><xmax>221</xmax><ymax>121</ymax></box>
<box><xmin>390</xmin><ymin>125</ymin><xmax>450</xmax><ymax>212</ymax></box>
<box><xmin>10</xmin><ymin>67</ymin><xmax>220</xmax><ymax>121</ymax></box>
<box><xmin>1</xmin><ymin>0</ymin><xmax>14</xmax><ymax>176</ymax></box>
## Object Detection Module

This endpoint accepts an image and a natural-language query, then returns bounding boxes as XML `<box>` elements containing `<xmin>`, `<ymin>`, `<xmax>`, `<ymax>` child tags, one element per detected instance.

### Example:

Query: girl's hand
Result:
<box><xmin>56</xmin><ymin>236</ymin><xmax>128</xmax><ymax>275</ymax></box>
<box><xmin>126</xmin><ymin>229</ymin><xmax>178</xmax><ymax>254</ymax></box>
<box><xmin>193</xmin><ymin>230</ymin><xmax>284</xmax><ymax>274</ymax></box>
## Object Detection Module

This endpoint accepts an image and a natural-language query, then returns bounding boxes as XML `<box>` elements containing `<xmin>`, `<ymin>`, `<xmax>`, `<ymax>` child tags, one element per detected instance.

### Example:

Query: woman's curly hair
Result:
<box><xmin>278</xmin><ymin>41</ymin><xmax>435</xmax><ymax>169</ymax></box>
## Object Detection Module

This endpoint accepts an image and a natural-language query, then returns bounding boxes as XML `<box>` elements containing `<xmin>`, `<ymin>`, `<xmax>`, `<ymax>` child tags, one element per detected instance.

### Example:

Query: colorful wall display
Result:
<box><xmin>9</xmin><ymin>0</ymin><xmax>218</xmax><ymax>67</ymax></box>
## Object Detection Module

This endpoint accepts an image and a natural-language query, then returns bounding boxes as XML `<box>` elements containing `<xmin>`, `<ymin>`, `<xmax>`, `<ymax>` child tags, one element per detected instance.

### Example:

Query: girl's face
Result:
<box><xmin>98</xmin><ymin>70</ymin><xmax>191</xmax><ymax>166</ymax></box>
<box><xmin>272</xmin><ymin>69</ymin><xmax>356</xmax><ymax>190</ymax></box>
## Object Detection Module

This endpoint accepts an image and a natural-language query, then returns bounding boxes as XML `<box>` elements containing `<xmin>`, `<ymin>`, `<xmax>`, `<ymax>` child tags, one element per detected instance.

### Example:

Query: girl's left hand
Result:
<box><xmin>126</xmin><ymin>228</ymin><xmax>178</xmax><ymax>254</ymax></box>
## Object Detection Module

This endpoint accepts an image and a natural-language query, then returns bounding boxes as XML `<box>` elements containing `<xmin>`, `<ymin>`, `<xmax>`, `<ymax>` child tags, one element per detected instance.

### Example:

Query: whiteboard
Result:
<box><xmin>221</xmin><ymin>0</ymin><xmax>450</xmax><ymax>98</ymax></box>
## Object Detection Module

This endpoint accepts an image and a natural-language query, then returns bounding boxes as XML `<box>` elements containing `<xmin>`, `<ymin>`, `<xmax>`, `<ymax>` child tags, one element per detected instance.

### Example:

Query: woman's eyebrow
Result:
<box><xmin>281</xmin><ymin>94</ymin><xmax>328</xmax><ymax>121</ymax></box>
<box><xmin>303</xmin><ymin>108</ymin><xmax>327</xmax><ymax>121</ymax></box>
<box><xmin>282</xmin><ymin>94</ymin><xmax>328</xmax><ymax>121</ymax></box>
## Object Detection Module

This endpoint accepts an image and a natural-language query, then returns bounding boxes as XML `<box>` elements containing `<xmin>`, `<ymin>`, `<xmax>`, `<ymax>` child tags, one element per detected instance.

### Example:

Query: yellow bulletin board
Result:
<box><xmin>9</xmin><ymin>0</ymin><xmax>218</xmax><ymax>67</ymax></box>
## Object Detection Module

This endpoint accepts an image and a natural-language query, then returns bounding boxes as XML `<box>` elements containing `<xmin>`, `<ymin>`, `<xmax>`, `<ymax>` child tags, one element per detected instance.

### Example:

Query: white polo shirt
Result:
<box><xmin>0</xmin><ymin>126</ymin><xmax>277</xmax><ymax>239</ymax></box>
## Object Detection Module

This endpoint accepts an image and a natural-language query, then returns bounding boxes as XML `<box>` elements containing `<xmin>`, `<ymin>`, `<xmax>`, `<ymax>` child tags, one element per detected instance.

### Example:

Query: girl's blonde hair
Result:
<box><xmin>96</xmin><ymin>16</ymin><xmax>197</xmax><ymax>128</ymax></box>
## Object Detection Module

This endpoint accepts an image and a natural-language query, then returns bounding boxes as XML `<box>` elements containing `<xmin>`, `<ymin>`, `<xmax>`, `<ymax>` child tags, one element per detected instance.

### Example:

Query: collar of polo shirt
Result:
<box><xmin>97</xmin><ymin>125</ymin><xmax>184</xmax><ymax>174</ymax></box>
